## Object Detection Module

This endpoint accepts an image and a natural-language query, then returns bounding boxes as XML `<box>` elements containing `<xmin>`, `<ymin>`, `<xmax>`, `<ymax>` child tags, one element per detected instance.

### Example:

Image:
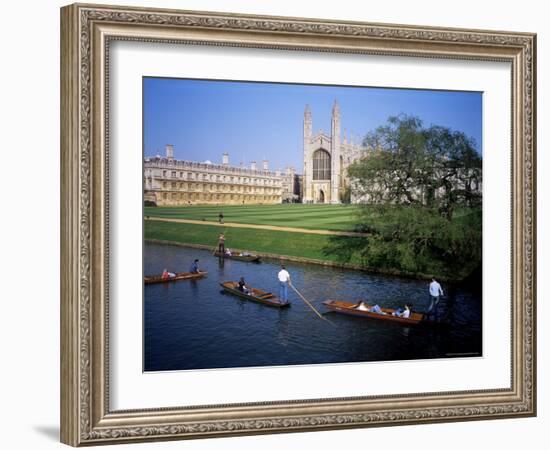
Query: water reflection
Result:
<box><xmin>144</xmin><ymin>243</ymin><xmax>482</xmax><ymax>371</ymax></box>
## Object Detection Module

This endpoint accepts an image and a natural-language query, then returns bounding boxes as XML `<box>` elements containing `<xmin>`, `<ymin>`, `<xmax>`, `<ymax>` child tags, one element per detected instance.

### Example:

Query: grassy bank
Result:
<box><xmin>144</xmin><ymin>220</ymin><xmax>453</xmax><ymax>281</ymax></box>
<box><xmin>144</xmin><ymin>204</ymin><xmax>359</xmax><ymax>231</ymax></box>
<box><xmin>144</xmin><ymin>204</ymin><xmax>481</xmax><ymax>282</ymax></box>
<box><xmin>145</xmin><ymin>220</ymin><xmax>339</xmax><ymax>262</ymax></box>
<box><xmin>323</xmin><ymin>205</ymin><xmax>482</xmax><ymax>282</ymax></box>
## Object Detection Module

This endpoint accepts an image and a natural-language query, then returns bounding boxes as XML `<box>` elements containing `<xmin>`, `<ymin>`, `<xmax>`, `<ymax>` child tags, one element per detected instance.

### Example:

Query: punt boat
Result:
<box><xmin>214</xmin><ymin>251</ymin><xmax>261</xmax><ymax>262</ymax></box>
<box><xmin>144</xmin><ymin>271</ymin><xmax>207</xmax><ymax>285</ymax></box>
<box><xmin>322</xmin><ymin>300</ymin><xmax>424</xmax><ymax>325</ymax></box>
<box><xmin>220</xmin><ymin>281</ymin><xmax>290</xmax><ymax>308</ymax></box>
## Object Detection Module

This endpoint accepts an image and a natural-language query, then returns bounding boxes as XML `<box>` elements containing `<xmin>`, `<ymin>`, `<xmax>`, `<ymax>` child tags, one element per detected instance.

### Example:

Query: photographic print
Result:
<box><xmin>61</xmin><ymin>5</ymin><xmax>536</xmax><ymax>444</ymax></box>
<box><xmin>143</xmin><ymin>78</ymin><xmax>483</xmax><ymax>372</ymax></box>
<box><xmin>60</xmin><ymin>4</ymin><xmax>537</xmax><ymax>446</ymax></box>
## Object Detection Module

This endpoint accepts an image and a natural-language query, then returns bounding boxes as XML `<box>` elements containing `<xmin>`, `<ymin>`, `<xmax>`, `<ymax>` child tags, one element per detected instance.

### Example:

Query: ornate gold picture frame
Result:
<box><xmin>60</xmin><ymin>3</ymin><xmax>536</xmax><ymax>446</ymax></box>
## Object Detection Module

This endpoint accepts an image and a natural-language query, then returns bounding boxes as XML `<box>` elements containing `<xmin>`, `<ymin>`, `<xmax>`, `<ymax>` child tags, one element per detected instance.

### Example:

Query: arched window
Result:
<box><xmin>313</xmin><ymin>149</ymin><xmax>331</xmax><ymax>180</ymax></box>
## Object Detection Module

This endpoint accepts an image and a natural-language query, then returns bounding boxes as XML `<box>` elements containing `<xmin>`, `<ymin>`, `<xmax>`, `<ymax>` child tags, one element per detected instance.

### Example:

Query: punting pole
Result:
<box><xmin>289</xmin><ymin>283</ymin><xmax>331</xmax><ymax>324</ymax></box>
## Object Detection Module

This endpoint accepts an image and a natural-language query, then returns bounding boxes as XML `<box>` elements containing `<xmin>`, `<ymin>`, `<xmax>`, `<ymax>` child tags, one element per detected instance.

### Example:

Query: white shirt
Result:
<box><xmin>402</xmin><ymin>309</ymin><xmax>411</xmax><ymax>318</ymax></box>
<box><xmin>429</xmin><ymin>280</ymin><xmax>443</xmax><ymax>296</ymax></box>
<box><xmin>278</xmin><ymin>269</ymin><xmax>290</xmax><ymax>283</ymax></box>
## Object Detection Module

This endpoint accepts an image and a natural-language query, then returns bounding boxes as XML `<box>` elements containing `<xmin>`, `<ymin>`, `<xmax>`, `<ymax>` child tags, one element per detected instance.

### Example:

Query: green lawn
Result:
<box><xmin>144</xmin><ymin>204</ymin><xmax>359</xmax><ymax>231</ymax></box>
<box><xmin>144</xmin><ymin>220</ymin><xmax>361</xmax><ymax>264</ymax></box>
<box><xmin>143</xmin><ymin>204</ymin><xmax>480</xmax><ymax>281</ymax></box>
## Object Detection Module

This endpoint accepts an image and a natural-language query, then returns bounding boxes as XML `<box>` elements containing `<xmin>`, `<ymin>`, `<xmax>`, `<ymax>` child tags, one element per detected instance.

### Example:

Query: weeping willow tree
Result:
<box><xmin>349</xmin><ymin>114</ymin><xmax>482</xmax><ymax>218</ymax></box>
<box><xmin>324</xmin><ymin>114</ymin><xmax>482</xmax><ymax>281</ymax></box>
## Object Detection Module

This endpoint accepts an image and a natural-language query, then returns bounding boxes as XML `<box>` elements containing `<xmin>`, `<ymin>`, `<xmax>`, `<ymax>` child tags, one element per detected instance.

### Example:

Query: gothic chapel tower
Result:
<box><xmin>303</xmin><ymin>104</ymin><xmax>313</xmax><ymax>202</ymax></box>
<box><xmin>330</xmin><ymin>100</ymin><xmax>341</xmax><ymax>204</ymax></box>
<box><xmin>302</xmin><ymin>101</ymin><xmax>343</xmax><ymax>204</ymax></box>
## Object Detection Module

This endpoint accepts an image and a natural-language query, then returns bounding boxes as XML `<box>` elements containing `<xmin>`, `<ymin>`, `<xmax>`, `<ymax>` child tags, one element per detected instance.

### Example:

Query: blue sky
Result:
<box><xmin>143</xmin><ymin>77</ymin><xmax>482</xmax><ymax>172</ymax></box>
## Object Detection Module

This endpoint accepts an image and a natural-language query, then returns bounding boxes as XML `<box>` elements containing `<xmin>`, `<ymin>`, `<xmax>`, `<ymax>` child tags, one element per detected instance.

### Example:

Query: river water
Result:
<box><xmin>144</xmin><ymin>243</ymin><xmax>482</xmax><ymax>372</ymax></box>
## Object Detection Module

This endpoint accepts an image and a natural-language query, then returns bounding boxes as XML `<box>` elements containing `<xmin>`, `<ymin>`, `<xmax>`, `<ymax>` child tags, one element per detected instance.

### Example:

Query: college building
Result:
<box><xmin>143</xmin><ymin>101</ymin><xmax>366</xmax><ymax>207</ymax></box>
<box><xmin>143</xmin><ymin>100</ymin><xmax>361</xmax><ymax>206</ymax></box>
<box><xmin>144</xmin><ymin>146</ymin><xmax>299</xmax><ymax>206</ymax></box>
<box><xmin>302</xmin><ymin>101</ymin><xmax>482</xmax><ymax>204</ymax></box>
<box><xmin>144</xmin><ymin>100</ymin><xmax>480</xmax><ymax>206</ymax></box>
<box><xmin>302</xmin><ymin>100</ymin><xmax>367</xmax><ymax>204</ymax></box>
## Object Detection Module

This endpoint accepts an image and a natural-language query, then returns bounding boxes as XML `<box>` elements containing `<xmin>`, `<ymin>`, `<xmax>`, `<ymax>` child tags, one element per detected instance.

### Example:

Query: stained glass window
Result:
<box><xmin>313</xmin><ymin>149</ymin><xmax>331</xmax><ymax>180</ymax></box>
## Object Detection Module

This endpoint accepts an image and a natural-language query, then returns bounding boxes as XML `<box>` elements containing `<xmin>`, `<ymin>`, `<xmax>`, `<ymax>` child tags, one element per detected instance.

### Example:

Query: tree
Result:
<box><xmin>323</xmin><ymin>114</ymin><xmax>483</xmax><ymax>281</ymax></box>
<box><xmin>348</xmin><ymin>114</ymin><xmax>482</xmax><ymax>220</ymax></box>
<box><xmin>323</xmin><ymin>204</ymin><xmax>482</xmax><ymax>280</ymax></box>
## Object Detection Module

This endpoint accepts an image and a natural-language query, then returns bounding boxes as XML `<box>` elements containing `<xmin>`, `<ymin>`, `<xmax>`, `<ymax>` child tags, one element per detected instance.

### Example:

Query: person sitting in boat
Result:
<box><xmin>238</xmin><ymin>277</ymin><xmax>251</xmax><ymax>295</ymax></box>
<box><xmin>225</xmin><ymin>248</ymin><xmax>232</xmax><ymax>256</ymax></box>
<box><xmin>368</xmin><ymin>304</ymin><xmax>387</xmax><ymax>315</ymax></box>
<box><xmin>354</xmin><ymin>301</ymin><xmax>369</xmax><ymax>311</ymax></box>
<box><xmin>161</xmin><ymin>268</ymin><xmax>175</xmax><ymax>279</ymax></box>
<box><xmin>393</xmin><ymin>307</ymin><xmax>404</xmax><ymax>316</ymax></box>
<box><xmin>189</xmin><ymin>259</ymin><xmax>200</xmax><ymax>274</ymax></box>
<box><xmin>392</xmin><ymin>304</ymin><xmax>412</xmax><ymax>318</ymax></box>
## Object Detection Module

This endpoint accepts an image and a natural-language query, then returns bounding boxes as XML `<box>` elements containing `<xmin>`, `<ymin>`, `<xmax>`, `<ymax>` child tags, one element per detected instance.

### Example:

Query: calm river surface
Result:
<box><xmin>144</xmin><ymin>243</ymin><xmax>482</xmax><ymax>371</ymax></box>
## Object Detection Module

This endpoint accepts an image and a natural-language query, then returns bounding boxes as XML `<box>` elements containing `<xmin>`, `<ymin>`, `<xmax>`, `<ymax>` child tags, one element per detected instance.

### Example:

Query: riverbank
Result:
<box><xmin>145</xmin><ymin>219</ymin><xmax>334</xmax><ymax>260</ymax></box>
<box><xmin>144</xmin><ymin>219</ymin><xmax>456</xmax><ymax>282</ymax></box>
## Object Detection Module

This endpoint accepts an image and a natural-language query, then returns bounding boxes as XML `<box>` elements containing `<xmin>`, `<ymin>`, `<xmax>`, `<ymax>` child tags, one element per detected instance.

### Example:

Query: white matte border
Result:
<box><xmin>110</xmin><ymin>41</ymin><xmax>511</xmax><ymax>411</ymax></box>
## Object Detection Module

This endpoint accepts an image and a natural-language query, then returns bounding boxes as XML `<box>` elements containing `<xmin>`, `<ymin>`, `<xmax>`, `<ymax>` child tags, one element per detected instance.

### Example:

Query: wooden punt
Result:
<box><xmin>214</xmin><ymin>251</ymin><xmax>261</xmax><ymax>262</ymax></box>
<box><xmin>220</xmin><ymin>281</ymin><xmax>290</xmax><ymax>308</ymax></box>
<box><xmin>144</xmin><ymin>271</ymin><xmax>207</xmax><ymax>285</ymax></box>
<box><xmin>322</xmin><ymin>300</ymin><xmax>424</xmax><ymax>325</ymax></box>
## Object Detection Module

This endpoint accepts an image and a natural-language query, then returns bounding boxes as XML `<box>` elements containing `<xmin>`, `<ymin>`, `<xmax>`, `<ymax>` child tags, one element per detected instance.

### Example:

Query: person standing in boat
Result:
<box><xmin>189</xmin><ymin>259</ymin><xmax>200</xmax><ymax>274</ymax></box>
<box><xmin>278</xmin><ymin>265</ymin><xmax>291</xmax><ymax>304</ymax></box>
<box><xmin>428</xmin><ymin>277</ymin><xmax>444</xmax><ymax>316</ymax></box>
<box><xmin>218</xmin><ymin>233</ymin><xmax>226</xmax><ymax>255</ymax></box>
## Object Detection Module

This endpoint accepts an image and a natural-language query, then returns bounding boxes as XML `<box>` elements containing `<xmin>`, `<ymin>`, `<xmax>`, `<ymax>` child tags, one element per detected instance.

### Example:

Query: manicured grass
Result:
<box><xmin>144</xmin><ymin>205</ymin><xmax>481</xmax><ymax>281</ymax></box>
<box><xmin>144</xmin><ymin>220</ymin><xmax>359</xmax><ymax>263</ymax></box>
<box><xmin>144</xmin><ymin>204</ymin><xmax>359</xmax><ymax>231</ymax></box>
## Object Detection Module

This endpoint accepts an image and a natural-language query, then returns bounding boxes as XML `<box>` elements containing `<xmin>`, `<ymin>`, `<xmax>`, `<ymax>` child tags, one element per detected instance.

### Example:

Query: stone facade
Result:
<box><xmin>144</xmin><ymin>147</ymin><xmax>287</xmax><ymax>206</ymax></box>
<box><xmin>280</xmin><ymin>166</ymin><xmax>302</xmax><ymax>202</ymax></box>
<box><xmin>144</xmin><ymin>101</ymin><xmax>480</xmax><ymax>207</ymax></box>
<box><xmin>302</xmin><ymin>101</ymin><xmax>366</xmax><ymax>204</ymax></box>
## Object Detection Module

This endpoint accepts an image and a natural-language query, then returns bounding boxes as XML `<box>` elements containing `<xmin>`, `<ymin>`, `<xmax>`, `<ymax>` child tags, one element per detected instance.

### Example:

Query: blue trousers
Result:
<box><xmin>428</xmin><ymin>295</ymin><xmax>440</xmax><ymax>315</ymax></box>
<box><xmin>279</xmin><ymin>282</ymin><xmax>289</xmax><ymax>303</ymax></box>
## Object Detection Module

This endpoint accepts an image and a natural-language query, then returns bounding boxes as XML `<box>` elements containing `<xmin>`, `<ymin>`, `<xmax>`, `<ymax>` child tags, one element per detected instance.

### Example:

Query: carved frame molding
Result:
<box><xmin>61</xmin><ymin>3</ymin><xmax>536</xmax><ymax>446</ymax></box>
